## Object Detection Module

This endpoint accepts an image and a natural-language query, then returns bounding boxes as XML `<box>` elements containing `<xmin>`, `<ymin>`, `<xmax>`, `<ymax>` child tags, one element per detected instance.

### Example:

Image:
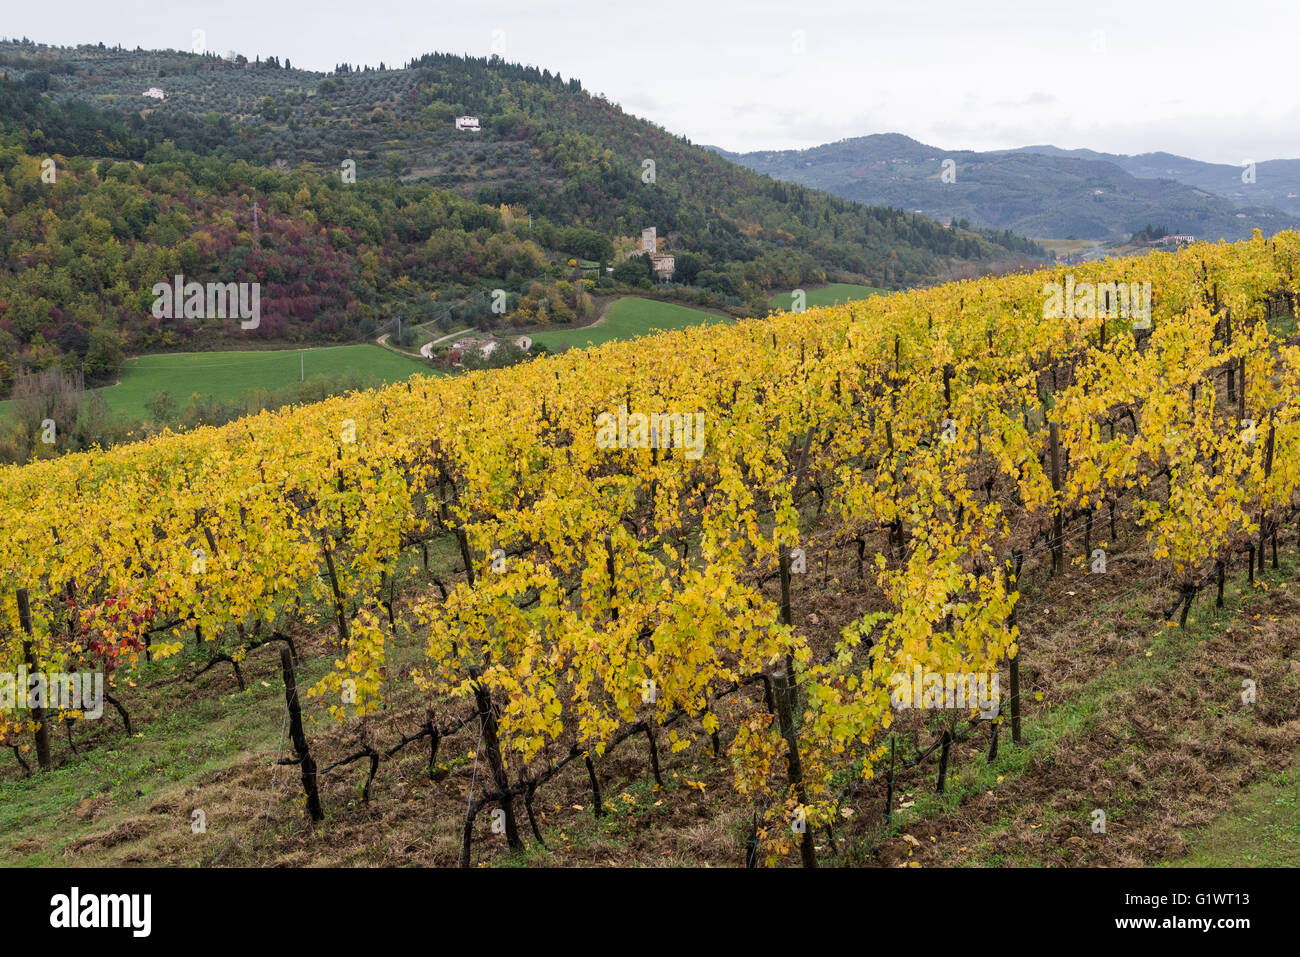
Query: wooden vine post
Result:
<box><xmin>1260</xmin><ymin>417</ymin><xmax>1275</xmax><ymax>574</ymax></box>
<box><xmin>1225</xmin><ymin>305</ymin><xmax>1235</xmax><ymax>402</ymax></box>
<box><xmin>1048</xmin><ymin>422</ymin><xmax>1064</xmax><ymax>575</ymax></box>
<box><xmin>1006</xmin><ymin>550</ymin><xmax>1024</xmax><ymax>745</ymax></box>
<box><xmin>279</xmin><ymin>648</ymin><xmax>323</xmax><ymax>822</ymax></box>
<box><xmin>605</xmin><ymin>533</ymin><xmax>618</xmax><ymax>622</ymax></box>
<box><xmin>884</xmin><ymin>735</ymin><xmax>896</xmax><ymax>821</ymax></box>
<box><xmin>455</xmin><ymin>527</ymin><xmax>476</xmax><ymax>587</ymax></box>
<box><xmin>1238</xmin><ymin>352</ymin><xmax>1247</xmax><ymax>428</ymax></box>
<box><xmin>779</xmin><ymin>545</ymin><xmax>793</xmax><ymax>628</ymax></box>
<box><xmin>16</xmin><ymin>588</ymin><xmax>51</xmax><ymax>771</ymax></box>
<box><xmin>584</xmin><ymin>754</ymin><xmax>605</xmax><ymax>817</ymax></box>
<box><xmin>936</xmin><ymin>729</ymin><xmax>953</xmax><ymax>793</ymax></box>
<box><xmin>779</xmin><ymin>544</ymin><xmax>796</xmax><ymax>678</ymax></box>
<box><xmin>772</xmin><ymin>670</ymin><xmax>816</xmax><ymax>868</ymax></box>
<box><xmin>469</xmin><ymin>666</ymin><xmax>523</xmax><ymax>851</ymax></box>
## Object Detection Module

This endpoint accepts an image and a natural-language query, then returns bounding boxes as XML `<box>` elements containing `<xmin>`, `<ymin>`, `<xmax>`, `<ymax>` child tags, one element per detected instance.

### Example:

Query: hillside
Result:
<box><xmin>3</xmin><ymin>233</ymin><xmax>1299</xmax><ymax>871</ymax></box>
<box><xmin>713</xmin><ymin>133</ymin><xmax>1298</xmax><ymax>242</ymax></box>
<box><xmin>12</xmin><ymin>42</ymin><xmax>1040</xmax><ymax>264</ymax></box>
<box><xmin>1005</xmin><ymin>144</ymin><xmax>1300</xmax><ymax>218</ymax></box>
<box><xmin>0</xmin><ymin>39</ymin><xmax>1045</xmax><ymax>402</ymax></box>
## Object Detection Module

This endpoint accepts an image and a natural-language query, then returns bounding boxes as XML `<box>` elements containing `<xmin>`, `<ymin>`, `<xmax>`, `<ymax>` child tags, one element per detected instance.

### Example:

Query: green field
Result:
<box><xmin>1167</xmin><ymin>754</ymin><xmax>1300</xmax><ymax>867</ymax></box>
<box><xmin>2</xmin><ymin>346</ymin><xmax>431</xmax><ymax>423</ymax></box>
<box><xmin>769</xmin><ymin>282</ymin><xmax>884</xmax><ymax>311</ymax></box>
<box><xmin>530</xmin><ymin>297</ymin><xmax>725</xmax><ymax>350</ymax></box>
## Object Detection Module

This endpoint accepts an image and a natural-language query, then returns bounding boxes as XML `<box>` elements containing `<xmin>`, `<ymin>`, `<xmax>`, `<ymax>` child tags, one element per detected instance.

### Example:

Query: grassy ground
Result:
<box><xmin>1166</xmin><ymin>753</ymin><xmax>1300</xmax><ymax>866</ymax></box>
<box><xmin>529</xmin><ymin>297</ymin><xmax>725</xmax><ymax>350</ymax></box>
<box><xmin>1268</xmin><ymin>312</ymin><xmax>1299</xmax><ymax>339</ymax></box>
<box><xmin>1</xmin><ymin>346</ymin><xmax>432</xmax><ymax>423</ymax></box>
<box><xmin>769</xmin><ymin>283</ymin><xmax>883</xmax><ymax>311</ymax></box>
<box><xmin>858</xmin><ymin>550</ymin><xmax>1300</xmax><ymax>869</ymax></box>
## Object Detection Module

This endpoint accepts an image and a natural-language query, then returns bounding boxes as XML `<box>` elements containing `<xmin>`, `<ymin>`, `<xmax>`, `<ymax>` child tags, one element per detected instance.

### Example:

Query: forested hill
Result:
<box><xmin>0</xmin><ymin>39</ymin><xmax>1044</xmax><ymax>391</ymax></box>
<box><xmin>713</xmin><ymin>133</ymin><xmax>1298</xmax><ymax>242</ymax></box>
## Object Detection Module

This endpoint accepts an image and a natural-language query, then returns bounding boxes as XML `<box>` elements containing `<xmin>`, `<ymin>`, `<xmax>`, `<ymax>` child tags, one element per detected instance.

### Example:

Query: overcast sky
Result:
<box><xmin>7</xmin><ymin>0</ymin><xmax>1298</xmax><ymax>163</ymax></box>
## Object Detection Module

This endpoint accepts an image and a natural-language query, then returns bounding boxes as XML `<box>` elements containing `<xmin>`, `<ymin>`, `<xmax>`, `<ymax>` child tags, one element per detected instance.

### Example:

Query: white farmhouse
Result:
<box><xmin>143</xmin><ymin>87</ymin><xmax>165</xmax><ymax>100</ymax></box>
<box><xmin>455</xmin><ymin>115</ymin><xmax>480</xmax><ymax>132</ymax></box>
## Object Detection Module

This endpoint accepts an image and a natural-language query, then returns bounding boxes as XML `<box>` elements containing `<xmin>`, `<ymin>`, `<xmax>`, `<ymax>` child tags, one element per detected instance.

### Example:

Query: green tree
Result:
<box><xmin>673</xmin><ymin>252</ymin><xmax>702</xmax><ymax>286</ymax></box>
<box><xmin>612</xmin><ymin>254</ymin><xmax>652</xmax><ymax>287</ymax></box>
<box><xmin>84</xmin><ymin>326</ymin><xmax>124</xmax><ymax>381</ymax></box>
<box><xmin>144</xmin><ymin>390</ymin><xmax>177</xmax><ymax>424</ymax></box>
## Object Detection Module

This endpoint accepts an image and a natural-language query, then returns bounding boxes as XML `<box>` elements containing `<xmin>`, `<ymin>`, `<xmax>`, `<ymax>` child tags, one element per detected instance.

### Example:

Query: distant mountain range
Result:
<box><xmin>1000</xmin><ymin>145</ymin><xmax>1300</xmax><ymax>218</ymax></box>
<box><xmin>710</xmin><ymin>134</ymin><xmax>1300</xmax><ymax>242</ymax></box>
